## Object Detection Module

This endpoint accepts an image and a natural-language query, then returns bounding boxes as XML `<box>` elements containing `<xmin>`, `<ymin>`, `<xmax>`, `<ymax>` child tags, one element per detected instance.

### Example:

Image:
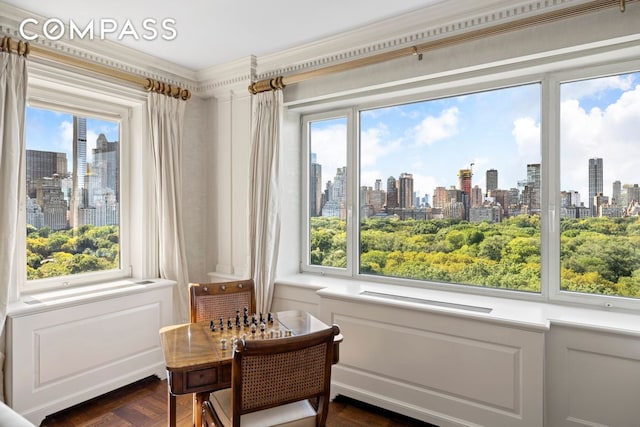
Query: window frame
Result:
<box><xmin>19</xmin><ymin>69</ymin><xmax>149</xmax><ymax>295</ymax></box>
<box><xmin>548</xmin><ymin>60</ymin><xmax>640</xmax><ymax>311</ymax></box>
<box><xmin>301</xmin><ymin>109</ymin><xmax>355</xmax><ymax>277</ymax></box>
<box><xmin>299</xmin><ymin>58</ymin><xmax>640</xmax><ymax>311</ymax></box>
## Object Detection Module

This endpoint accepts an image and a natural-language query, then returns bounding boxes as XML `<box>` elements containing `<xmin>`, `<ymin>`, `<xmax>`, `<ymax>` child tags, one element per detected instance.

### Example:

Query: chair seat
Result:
<box><xmin>211</xmin><ymin>388</ymin><xmax>317</xmax><ymax>427</ymax></box>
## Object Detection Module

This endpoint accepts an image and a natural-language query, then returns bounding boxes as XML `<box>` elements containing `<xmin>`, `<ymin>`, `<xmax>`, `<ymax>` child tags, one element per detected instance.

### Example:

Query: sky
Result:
<box><xmin>310</xmin><ymin>71</ymin><xmax>640</xmax><ymax>205</ymax></box>
<box><xmin>25</xmin><ymin>106</ymin><xmax>120</xmax><ymax>169</ymax></box>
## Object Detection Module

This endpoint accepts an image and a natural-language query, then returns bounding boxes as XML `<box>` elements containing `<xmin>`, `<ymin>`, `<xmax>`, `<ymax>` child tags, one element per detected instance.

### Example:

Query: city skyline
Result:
<box><xmin>26</xmin><ymin>106</ymin><xmax>119</xmax><ymax>171</ymax></box>
<box><xmin>311</xmin><ymin>72</ymin><xmax>640</xmax><ymax>205</ymax></box>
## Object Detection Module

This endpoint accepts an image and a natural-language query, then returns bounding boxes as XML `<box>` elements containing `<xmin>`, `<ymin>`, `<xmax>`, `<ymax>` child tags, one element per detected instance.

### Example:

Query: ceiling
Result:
<box><xmin>3</xmin><ymin>0</ymin><xmax>445</xmax><ymax>71</ymax></box>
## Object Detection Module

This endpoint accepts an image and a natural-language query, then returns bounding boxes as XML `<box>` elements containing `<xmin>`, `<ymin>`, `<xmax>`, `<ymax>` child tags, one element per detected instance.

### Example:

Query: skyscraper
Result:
<box><xmin>458</xmin><ymin>168</ymin><xmax>472</xmax><ymax>220</ymax></box>
<box><xmin>612</xmin><ymin>180</ymin><xmax>621</xmax><ymax>206</ymax></box>
<box><xmin>309</xmin><ymin>153</ymin><xmax>322</xmax><ymax>216</ymax></box>
<box><xmin>458</xmin><ymin>168</ymin><xmax>472</xmax><ymax>196</ymax></box>
<box><xmin>398</xmin><ymin>173</ymin><xmax>414</xmax><ymax>209</ymax></box>
<box><xmin>524</xmin><ymin>163</ymin><xmax>541</xmax><ymax>214</ymax></box>
<box><xmin>71</xmin><ymin>117</ymin><xmax>87</xmax><ymax>227</ymax></box>
<box><xmin>386</xmin><ymin>176</ymin><xmax>398</xmax><ymax>209</ymax></box>
<box><xmin>74</xmin><ymin>117</ymin><xmax>87</xmax><ymax>191</ymax></box>
<box><xmin>588</xmin><ymin>157</ymin><xmax>603</xmax><ymax>215</ymax></box>
<box><xmin>486</xmin><ymin>169</ymin><xmax>498</xmax><ymax>195</ymax></box>
<box><xmin>433</xmin><ymin>186</ymin><xmax>448</xmax><ymax>209</ymax></box>
<box><xmin>26</xmin><ymin>149</ymin><xmax>68</xmax><ymax>198</ymax></box>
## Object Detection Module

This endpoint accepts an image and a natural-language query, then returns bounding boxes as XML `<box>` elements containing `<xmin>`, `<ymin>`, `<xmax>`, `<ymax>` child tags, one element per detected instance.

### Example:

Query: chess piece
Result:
<box><xmin>220</xmin><ymin>339</ymin><xmax>227</xmax><ymax>350</ymax></box>
<box><xmin>210</xmin><ymin>320</ymin><xmax>216</xmax><ymax>332</ymax></box>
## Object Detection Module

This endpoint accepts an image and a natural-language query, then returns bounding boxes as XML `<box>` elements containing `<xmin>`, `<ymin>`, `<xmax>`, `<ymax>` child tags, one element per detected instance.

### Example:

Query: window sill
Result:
<box><xmin>276</xmin><ymin>274</ymin><xmax>640</xmax><ymax>337</ymax></box>
<box><xmin>9</xmin><ymin>278</ymin><xmax>176</xmax><ymax>317</ymax></box>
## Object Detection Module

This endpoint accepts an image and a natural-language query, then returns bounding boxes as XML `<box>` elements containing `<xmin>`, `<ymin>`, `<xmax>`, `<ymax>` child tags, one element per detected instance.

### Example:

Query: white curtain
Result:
<box><xmin>249</xmin><ymin>90</ymin><xmax>282</xmax><ymax>314</ymax></box>
<box><xmin>0</xmin><ymin>49</ymin><xmax>28</xmax><ymax>402</ymax></box>
<box><xmin>147</xmin><ymin>92</ymin><xmax>189</xmax><ymax>323</ymax></box>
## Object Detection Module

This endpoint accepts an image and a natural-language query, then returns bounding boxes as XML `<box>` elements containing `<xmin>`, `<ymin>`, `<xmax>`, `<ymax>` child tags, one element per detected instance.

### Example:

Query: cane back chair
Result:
<box><xmin>189</xmin><ymin>279</ymin><xmax>256</xmax><ymax>324</ymax></box>
<box><xmin>203</xmin><ymin>324</ymin><xmax>340</xmax><ymax>427</ymax></box>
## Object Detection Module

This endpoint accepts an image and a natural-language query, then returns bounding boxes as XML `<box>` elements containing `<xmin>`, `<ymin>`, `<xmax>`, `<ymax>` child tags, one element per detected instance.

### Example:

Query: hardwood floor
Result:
<box><xmin>39</xmin><ymin>376</ymin><xmax>435</xmax><ymax>427</ymax></box>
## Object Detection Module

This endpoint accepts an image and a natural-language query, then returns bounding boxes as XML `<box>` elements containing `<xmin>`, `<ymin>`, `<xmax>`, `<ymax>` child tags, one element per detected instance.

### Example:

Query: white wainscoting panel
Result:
<box><xmin>6</xmin><ymin>279</ymin><xmax>174</xmax><ymax>425</ymax></box>
<box><xmin>270</xmin><ymin>281</ymin><xmax>545</xmax><ymax>427</ymax></box>
<box><xmin>546</xmin><ymin>325</ymin><xmax>640</xmax><ymax>427</ymax></box>
<box><xmin>323</xmin><ymin>298</ymin><xmax>544</xmax><ymax>427</ymax></box>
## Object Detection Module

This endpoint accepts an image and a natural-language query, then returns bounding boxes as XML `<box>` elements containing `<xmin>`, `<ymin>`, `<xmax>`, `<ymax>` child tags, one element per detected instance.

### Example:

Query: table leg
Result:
<box><xmin>168</xmin><ymin>392</ymin><xmax>176</xmax><ymax>427</ymax></box>
<box><xmin>193</xmin><ymin>392</ymin><xmax>207</xmax><ymax>427</ymax></box>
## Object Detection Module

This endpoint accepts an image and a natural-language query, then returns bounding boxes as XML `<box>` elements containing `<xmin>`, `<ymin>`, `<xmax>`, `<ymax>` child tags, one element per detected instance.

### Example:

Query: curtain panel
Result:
<box><xmin>147</xmin><ymin>92</ymin><xmax>189</xmax><ymax>323</ymax></box>
<box><xmin>0</xmin><ymin>51</ymin><xmax>28</xmax><ymax>401</ymax></box>
<box><xmin>249</xmin><ymin>90</ymin><xmax>282</xmax><ymax>314</ymax></box>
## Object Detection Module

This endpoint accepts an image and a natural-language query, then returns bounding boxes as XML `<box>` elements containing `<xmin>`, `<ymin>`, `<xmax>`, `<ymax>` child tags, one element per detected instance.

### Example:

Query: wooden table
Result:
<box><xmin>160</xmin><ymin>310</ymin><xmax>341</xmax><ymax>427</ymax></box>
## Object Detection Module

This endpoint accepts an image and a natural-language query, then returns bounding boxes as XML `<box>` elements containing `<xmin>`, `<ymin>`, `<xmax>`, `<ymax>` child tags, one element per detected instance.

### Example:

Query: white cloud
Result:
<box><xmin>310</xmin><ymin>123</ymin><xmax>347</xmax><ymax>185</ymax></box>
<box><xmin>411</xmin><ymin>172</ymin><xmax>440</xmax><ymax>198</ymax></box>
<box><xmin>512</xmin><ymin>116</ymin><xmax>541</xmax><ymax>161</ymax></box>
<box><xmin>412</xmin><ymin>107</ymin><xmax>459</xmax><ymax>146</ymax></box>
<box><xmin>561</xmin><ymin>74</ymin><xmax>634</xmax><ymax>102</ymax></box>
<box><xmin>361</xmin><ymin>124</ymin><xmax>402</xmax><ymax>168</ymax></box>
<box><xmin>561</xmin><ymin>84</ymin><xmax>640</xmax><ymax>198</ymax></box>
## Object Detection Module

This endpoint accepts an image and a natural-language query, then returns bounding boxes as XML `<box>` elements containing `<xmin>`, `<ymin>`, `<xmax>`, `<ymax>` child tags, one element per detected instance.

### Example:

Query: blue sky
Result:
<box><xmin>26</xmin><ymin>106</ymin><xmax>120</xmax><ymax>169</ymax></box>
<box><xmin>311</xmin><ymin>71</ymin><xmax>640</xmax><ymax>205</ymax></box>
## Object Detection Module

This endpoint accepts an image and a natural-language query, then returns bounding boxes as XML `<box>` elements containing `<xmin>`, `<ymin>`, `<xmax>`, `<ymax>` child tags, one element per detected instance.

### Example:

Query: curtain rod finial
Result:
<box><xmin>248</xmin><ymin>76</ymin><xmax>286</xmax><ymax>94</ymax></box>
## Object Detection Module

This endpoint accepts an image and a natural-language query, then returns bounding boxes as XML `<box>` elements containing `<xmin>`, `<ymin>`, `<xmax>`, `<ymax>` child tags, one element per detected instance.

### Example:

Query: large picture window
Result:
<box><xmin>302</xmin><ymin>65</ymin><xmax>640</xmax><ymax>307</ymax></box>
<box><xmin>25</xmin><ymin>105</ymin><xmax>121</xmax><ymax>281</ymax></box>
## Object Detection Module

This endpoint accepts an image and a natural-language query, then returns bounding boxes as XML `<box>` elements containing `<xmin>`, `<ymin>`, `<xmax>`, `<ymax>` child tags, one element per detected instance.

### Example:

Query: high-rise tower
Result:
<box><xmin>486</xmin><ymin>169</ymin><xmax>498</xmax><ymax>195</ymax></box>
<box><xmin>588</xmin><ymin>158</ymin><xmax>603</xmax><ymax>215</ymax></box>
<box><xmin>309</xmin><ymin>153</ymin><xmax>322</xmax><ymax>216</ymax></box>
<box><xmin>458</xmin><ymin>168</ymin><xmax>473</xmax><ymax>196</ymax></box>
<box><xmin>70</xmin><ymin>117</ymin><xmax>87</xmax><ymax>227</ymax></box>
<box><xmin>399</xmin><ymin>173</ymin><xmax>414</xmax><ymax>209</ymax></box>
<box><xmin>524</xmin><ymin>163</ymin><xmax>541</xmax><ymax>214</ymax></box>
<box><xmin>458</xmin><ymin>168</ymin><xmax>473</xmax><ymax>219</ymax></box>
<box><xmin>612</xmin><ymin>180</ymin><xmax>621</xmax><ymax>206</ymax></box>
<box><xmin>386</xmin><ymin>176</ymin><xmax>398</xmax><ymax>209</ymax></box>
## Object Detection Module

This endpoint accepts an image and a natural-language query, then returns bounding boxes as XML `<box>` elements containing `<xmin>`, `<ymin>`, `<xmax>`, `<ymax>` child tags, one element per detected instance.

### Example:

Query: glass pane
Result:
<box><xmin>560</xmin><ymin>71</ymin><xmax>640</xmax><ymax>298</ymax></box>
<box><xmin>26</xmin><ymin>107</ymin><xmax>120</xmax><ymax>279</ymax></box>
<box><xmin>308</xmin><ymin>117</ymin><xmax>348</xmax><ymax>269</ymax></box>
<box><xmin>359</xmin><ymin>84</ymin><xmax>541</xmax><ymax>292</ymax></box>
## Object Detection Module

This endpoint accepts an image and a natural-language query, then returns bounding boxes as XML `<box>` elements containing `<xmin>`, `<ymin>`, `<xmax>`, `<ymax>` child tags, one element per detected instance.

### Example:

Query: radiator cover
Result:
<box><xmin>5</xmin><ymin>279</ymin><xmax>175</xmax><ymax>425</ymax></box>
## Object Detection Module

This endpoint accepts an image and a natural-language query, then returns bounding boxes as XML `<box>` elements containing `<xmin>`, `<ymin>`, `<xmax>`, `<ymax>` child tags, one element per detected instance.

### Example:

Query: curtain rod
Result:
<box><xmin>248</xmin><ymin>0</ymin><xmax>632</xmax><ymax>94</ymax></box>
<box><xmin>1</xmin><ymin>36</ymin><xmax>191</xmax><ymax>100</ymax></box>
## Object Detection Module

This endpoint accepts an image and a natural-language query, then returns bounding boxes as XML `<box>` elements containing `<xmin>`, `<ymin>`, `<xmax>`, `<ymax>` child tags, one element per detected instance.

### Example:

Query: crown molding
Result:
<box><xmin>195</xmin><ymin>55</ymin><xmax>255</xmax><ymax>99</ymax></box>
<box><xmin>197</xmin><ymin>0</ymin><xmax>597</xmax><ymax>93</ymax></box>
<box><xmin>252</xmin><ymin>0</ymin><xmax>592</xmax><ymax>80</ymax></box>
<box><xmin>0</xmin><ymin>1</ymin><xmax>199</xmax><ymax>94</ymax></box>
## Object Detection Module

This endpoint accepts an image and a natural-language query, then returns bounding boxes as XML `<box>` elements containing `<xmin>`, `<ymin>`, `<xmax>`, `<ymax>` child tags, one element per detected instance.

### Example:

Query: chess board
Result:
<box><xmin>208</xmin><ymin>310</ymin><xmax>293</xmax><ymax>350</ymax></box>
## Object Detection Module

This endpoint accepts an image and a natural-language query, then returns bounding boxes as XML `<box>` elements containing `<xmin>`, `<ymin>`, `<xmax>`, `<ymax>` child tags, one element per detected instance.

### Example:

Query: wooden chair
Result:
<box><xmin>203</xmin><ymin>325</ymin><xmax>341</xmax><ymax>427</ymax></box>
<box><xmin>189</xmin><ymin>279</ymin><xmax>256</xmax><ymax>324</ymax></box>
